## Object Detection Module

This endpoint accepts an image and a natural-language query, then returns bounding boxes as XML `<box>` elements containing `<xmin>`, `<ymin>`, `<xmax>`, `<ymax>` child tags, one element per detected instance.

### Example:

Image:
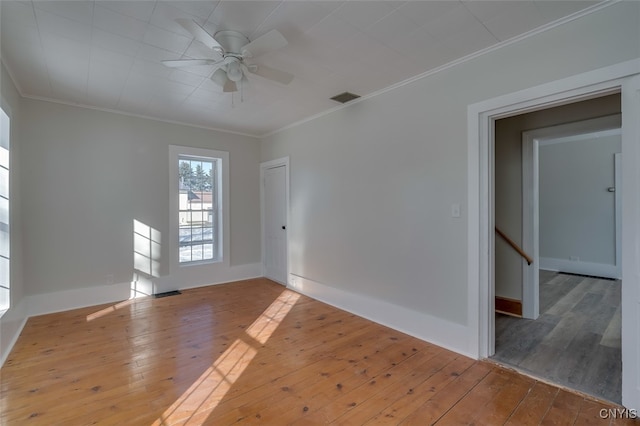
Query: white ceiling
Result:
<box><xmin>1</xmin><ymin>0</ymin><xmax>600</xmax><ymax>136</ymax></box>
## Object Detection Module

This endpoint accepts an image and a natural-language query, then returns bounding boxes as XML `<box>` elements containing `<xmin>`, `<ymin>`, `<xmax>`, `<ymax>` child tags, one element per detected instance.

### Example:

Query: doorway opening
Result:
<box><xmin>492</xmin><ymin>94</ymin><xmax>622</xmax><ymax>403</ymax></box>
<box><xmin>468</xmin><ymin>61</ymin><xmax>640</xmax><ymax>409</ymax></box>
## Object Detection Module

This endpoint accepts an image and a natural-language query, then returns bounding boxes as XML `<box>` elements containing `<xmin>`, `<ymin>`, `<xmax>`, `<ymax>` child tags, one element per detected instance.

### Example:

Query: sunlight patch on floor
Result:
<box><xmin>246</xmin><ymin>289</ymin><xmax>300</xmax><ymax>344</ymax></box>
<box><xmin>153</xmin><ymin>289</ymin><xmax>300</xmax><ymax>425</ymax></box>
<box><xmin>86</xmin><ymin>299</ymin><xmax>137</xmax><ymax>322</ymax></box>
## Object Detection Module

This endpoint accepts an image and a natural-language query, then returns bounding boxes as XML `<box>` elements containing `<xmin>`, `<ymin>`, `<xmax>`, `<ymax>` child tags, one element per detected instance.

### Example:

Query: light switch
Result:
<box><xmin>451</xmin><ymin>203</ymin><xmax>461</xmax><ymax>218</ymax></box>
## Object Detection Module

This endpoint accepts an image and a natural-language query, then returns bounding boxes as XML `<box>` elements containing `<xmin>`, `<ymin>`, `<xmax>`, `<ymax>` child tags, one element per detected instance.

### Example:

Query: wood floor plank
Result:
<box><xmin>540</xmin><ymin>388</ymin><xmax>583</xmax><ymax>425</ymax></box>
<box><xmin>504</xmin><ymin>381</ymin><xmax>559</xmax><ymax>425</ymax></box>
<box><xmin>399</xmin><ymin>362</ymin><xmax>493</xmax><ymax>425</ymax></box>
<box><xmin>0</xmin><ymin>278</ymin><xmax>630</xmax><ymax>425</ymax></box>
<box><xmin>432</xmin><ymin>367</ymin><xmax>514</xmax><ymax>425</ymax></box>
<box><xmin>364</xmin><ymin>355</ymin><xmax>476</xmax><ymax>424</ymax></box>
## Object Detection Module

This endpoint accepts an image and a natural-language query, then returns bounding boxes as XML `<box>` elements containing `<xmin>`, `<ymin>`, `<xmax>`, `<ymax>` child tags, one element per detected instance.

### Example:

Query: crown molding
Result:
<box><xmin>260</xmin><ymin>0</ymin><xmax>619</xmax><ymax>139</ymax></box>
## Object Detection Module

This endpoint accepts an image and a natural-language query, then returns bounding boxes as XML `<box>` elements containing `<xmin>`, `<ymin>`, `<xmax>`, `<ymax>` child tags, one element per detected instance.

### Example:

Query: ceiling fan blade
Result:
<box><xmin>241</xmin><ymin>29</ymin><xmax>288</xmax><ymax>59</ymax></box>
<box><xmin>176</xmin><ymin>18</ymin><xmax>224</xmax><ymax>58</ymax></box>
<box><xmin>247</xmin><ymin>63</ymin><xmax>294</xmax><ymax>85</ymax></box>
<box><xmin>211</xmin><ymin>68</ymin><xmax>238</xmax><ymax>93</ymax></box>
<box><xmin>162</xmin><ymin>59</ymin><xmax>222</xmax><ymax>68</ymax></box>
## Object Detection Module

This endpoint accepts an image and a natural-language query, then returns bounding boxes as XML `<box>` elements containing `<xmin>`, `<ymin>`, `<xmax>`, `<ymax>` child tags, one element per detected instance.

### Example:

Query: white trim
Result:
<box><xmin>169</xmin><ymin>145</ymin><xmax>230</xmax><ymax>275</ymax></box>
<box><xmin>1</xmin><ymin>2</ymin><xmax>618</xmax><ymax>140</ymax></box>
<box><xmin>261</xmin><ymin>1</ymin><xmax>617</xmax><ymax>139</ymax></box>
<box><xmin>521</xmin><ymin>135</ymin><xmax>539</xmax><ymax>319</ymax></box>
<box><xmin>160</xmin><ymin>262</ymin><xmax>262</xmax><ymax>291</ymax></box>
<box><xmin>260</xmin><ymin>157</ymin><xmax>290</xmax><ymax>286</ymax></box>
<box><xmin>27</xmin><ymin>282</ymin><xmax>132</xmax><ymax>317</ymax></box>
<box><xmin>0</xmin><ymin>262</ymin><xmax>262</xmax><ymax>367</ymax></box>
<box><xmin>1</xmin><ymin>57</ymin><xmax>255</xmax><ymax>138</ymax></box>
<box><xmin>288</xmin><ymin>274</ymin><xmax>474</xmax><ymax>359</ymax></box>
<box><xmin>615</xmin><ymin>152</ymin><xmax>622</xmax><ymax>275</ymax></box>
<box><xmin>538</xmin><ymin>127</ymin><xmax>621</xmax><ymax>146</ymax></box>
<box><xmin>25</xmin><ymin>264</ymin><xmax>261</xmax><ymax>317</ymax></box>
<box><xmin>0</xmin><ymin>298</ymin><xmax>27</xmax><ymax>367</ymax></box>
<box><xmin>20</xmin><ymin>95</ymin><xmax>256</xmax><ymax>139</ymax></box>
<box><xmin>468</xmin><ymin>59</ymin><xmax>640</xmax><ymax>408</ymax></box>
<box><xmin>540</xmin><ymin>258</ymin><xmax>620</xmax><ymax>280</ymax></box>
<box><xmin>620</xmin><ymin>73</ymin><xmax>640</xmax><ymax>408</ymax></box>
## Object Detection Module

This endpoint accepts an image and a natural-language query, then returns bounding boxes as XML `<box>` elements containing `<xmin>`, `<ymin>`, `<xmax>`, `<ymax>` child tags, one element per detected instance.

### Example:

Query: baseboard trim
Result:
<box><xmin>495</xmin><ymin>296</ymin><xmax>523</xmax><ymax>317</ymax></box>
<box><xmin>0</xmin><ymin>263</ymin><xmax>263</xmax><ymax>367</ymax></box>
<box><xmin>28</xmin><ymin>282</ymin><xmax>132</xmax><ymax>317</ymax></box>
<box><xmin>540</xmin><ymin>257</ymin><xmax>620</xmax><ymax>279</ymax></box>
<box><xmin>0</xmin><ymin>299</ymin><xmax>28</xmax><ymax>367</ymax></box>
<box><xmin>176</xmin><ymin>263</ymin><xmax>263</xmax><ymax>291</ymax></box>
<box><xmin>288</xmin><ymin>273</ymin><xmax>474</xmax><ymax>359</ymax></box>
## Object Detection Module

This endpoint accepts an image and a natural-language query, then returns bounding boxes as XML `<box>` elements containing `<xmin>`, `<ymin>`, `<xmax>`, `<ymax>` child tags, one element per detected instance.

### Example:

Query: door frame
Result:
<box><xmin>467</xmin><ymin>59</ymin><xmax>640</xmax><ymax>408</ymax></box>
<box><xmin>260</xmin><ymin>157</ymin><xmax>290</xmax><ymax>285</ymax></box>
<box><xmin>521</xmin><ymin>116</ymin><xmax>622</xmax><ymax>319</ymax></box>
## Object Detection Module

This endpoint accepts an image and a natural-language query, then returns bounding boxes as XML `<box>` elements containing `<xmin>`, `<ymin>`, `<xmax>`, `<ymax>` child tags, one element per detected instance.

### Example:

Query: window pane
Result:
<box><xmin>0</xmin><ymin>256</ymin><xmax>8</xmax><ymax>287</ymax></box>
<box><xmin>177</xmin><ymin>153</ymin><xmax>220</xmax><ymax>264</ymax></box>
<box><xmin>0</xmin><ymin>197</ymin><xmax>8</xmax><ymax>226</ymax></box>
<box><xmin>191</xmin><ymin>244</ymin><xmax>203</xmax><ymax>261</ymax></box>
<box><xmin>203</xmin><ymin>244</ymin><xmax>214</xmax><ymax>260</ymax></box>
<box><xmin>0</xmin><ymin>287</ymin><xmax>8</xmax><ymax>312</ymax></box>
<box><xmin>0</xmin><ymin>167</ymin><xmax>7</xmax><ymax>199</ymax></box>
<box><xmin>179</xmin><ymin>245</ymin><xmax>192</xmax><ymax>263</ymax></box>
<box><xmin>202</xmin><ymin>227</ymin><xmax>213</xmax><ymax>243</ymax></box>
<box><xmin>0</xmin><ymin>228</ymin><xmax>8</xmax><ymax>258</ymax></box>
<box><xmin>179</xmin><ymin>225</ymin><xmax>191</xmax><ymax>243</ymax></box>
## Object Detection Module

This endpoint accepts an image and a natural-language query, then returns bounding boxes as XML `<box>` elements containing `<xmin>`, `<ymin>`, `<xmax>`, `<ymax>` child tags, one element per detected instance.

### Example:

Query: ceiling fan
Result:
<box><xmin>162</xmin><ymin>19</ymin><xmax>294</xmax><ymax>93</ymax></box>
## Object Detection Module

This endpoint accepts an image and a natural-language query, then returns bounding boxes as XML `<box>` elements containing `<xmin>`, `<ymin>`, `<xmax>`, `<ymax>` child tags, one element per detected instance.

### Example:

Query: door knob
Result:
<box><xmin>282</xmin><ymin>225</ymin><xmax>286</xmax><ymax>230</ymax></box>
<box><xmin>607</xmin><ymin>187</ymin><xmax>616</xmax><ymax>193</ymax></box>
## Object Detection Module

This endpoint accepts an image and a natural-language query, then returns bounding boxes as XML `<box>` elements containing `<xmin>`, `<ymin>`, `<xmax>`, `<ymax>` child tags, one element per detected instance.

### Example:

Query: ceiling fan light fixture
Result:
<box><xmin>227</xmin><ymin>61</ymin><xmax>243</xmax><ymax>82</ymax></box>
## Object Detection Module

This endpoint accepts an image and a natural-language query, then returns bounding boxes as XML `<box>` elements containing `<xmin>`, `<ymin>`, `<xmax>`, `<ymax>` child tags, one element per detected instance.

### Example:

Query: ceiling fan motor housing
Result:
<box><xmin>214</xmin><ymin>30</ymin><xmax>251</xmax><ymax>55</ymax></box>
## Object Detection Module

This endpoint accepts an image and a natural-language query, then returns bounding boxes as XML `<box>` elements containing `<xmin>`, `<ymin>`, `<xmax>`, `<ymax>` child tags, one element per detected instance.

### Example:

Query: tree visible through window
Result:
<box><xmin>178</xmin><ymin>155</ymin><xmax>221</xmax><ymax>263</ymax></box>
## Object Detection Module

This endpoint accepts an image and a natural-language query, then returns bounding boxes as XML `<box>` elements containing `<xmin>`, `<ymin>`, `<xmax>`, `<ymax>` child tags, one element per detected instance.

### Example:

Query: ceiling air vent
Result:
<box><xmin>330</xmin><ymin>92</ymin><xmax>360</xmax><ymax>104</ymax></box>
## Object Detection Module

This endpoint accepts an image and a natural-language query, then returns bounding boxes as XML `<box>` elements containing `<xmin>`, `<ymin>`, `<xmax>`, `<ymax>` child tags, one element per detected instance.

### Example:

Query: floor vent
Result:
<box><xmin>330</xmin><ymin>91</ymin><xmax>360</xmax><ymax>103</ymax></box>
<box><xmin>558</xmin><ymin>272</ymin><xmax>616</xmax><ymax>281</ymax></box>
<box><xmin>154</xmin><ymin>290</ymin><xmax>182</xmax><ymax>298</ymax></box>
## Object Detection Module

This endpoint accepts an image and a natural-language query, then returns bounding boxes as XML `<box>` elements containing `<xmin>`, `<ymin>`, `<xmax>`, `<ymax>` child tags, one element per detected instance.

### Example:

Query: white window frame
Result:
<box><xmin>0</xmin><ymin>99</ymin><xmax>11</xmax><ymax>315</ymax></box>
<box><xmin>169</xmin><ymin>145</ymin><xmax>229</xmax><ymax>270</ymax></box>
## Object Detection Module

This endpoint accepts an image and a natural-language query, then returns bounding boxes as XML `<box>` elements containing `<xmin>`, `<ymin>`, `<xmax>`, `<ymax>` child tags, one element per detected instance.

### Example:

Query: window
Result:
<box><xmin>170</xmin><ymin>146</ymin><xmax>229</xmax><ymax>266</ymax></box>
<box><xmin>0</xmin><ymin>105</ymin><xmax>9</xmax><ymax>312</ymax></box>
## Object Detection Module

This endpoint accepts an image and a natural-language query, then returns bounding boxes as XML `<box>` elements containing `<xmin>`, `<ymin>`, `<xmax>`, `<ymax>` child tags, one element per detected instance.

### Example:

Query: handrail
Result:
<box><xmin>495</xmin><ymin>227</ymin><xmax>533</xmax><ymax>265</ymax></box>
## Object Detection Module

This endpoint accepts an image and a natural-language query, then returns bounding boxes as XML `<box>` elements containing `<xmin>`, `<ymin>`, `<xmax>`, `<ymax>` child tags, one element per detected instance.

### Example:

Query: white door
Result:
<box><xmin>263</xmin><ymin>164</ymin><xmax>287</xmax><ymax>284</ymax></box>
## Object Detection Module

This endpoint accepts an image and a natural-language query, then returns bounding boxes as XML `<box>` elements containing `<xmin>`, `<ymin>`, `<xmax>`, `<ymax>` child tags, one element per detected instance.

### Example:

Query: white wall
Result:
<box><xmin>0</xmin><ymin>62</ymin><xmax>26</xmax><ymax>364</ymax></box>
<box><xmin>18</xmin><ymin>98</ymin><xmax>262</xmax><ymax>306</ymax></box>
<box><xmin>260</xmin><ymin>2</ymin><xmax>640</xmax><ymax>354</ymax></box>
<box><xmin>539</xmin><ymin>132</ymin><xmax>620</xmax><ymax>274</ymax></box>
<box><xmin>494</xmin><ymin>96</ymin><xmax>621</xmax><ymax>300</ymax></box>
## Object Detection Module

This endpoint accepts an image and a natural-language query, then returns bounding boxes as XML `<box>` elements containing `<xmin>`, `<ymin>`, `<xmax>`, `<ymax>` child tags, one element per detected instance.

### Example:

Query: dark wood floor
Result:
<box><xmin>1</xmin><ymin>278</ymin><xmax>633</xmax><ymax>424</ymax></box>
<box><xmin>493</xmin><ymin>270</ymin><xmax>622</xmax><ymax>404</ymax></box>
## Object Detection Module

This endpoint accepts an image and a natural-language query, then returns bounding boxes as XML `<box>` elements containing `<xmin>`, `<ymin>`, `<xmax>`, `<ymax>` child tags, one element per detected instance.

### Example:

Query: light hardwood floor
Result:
<box><xmin>493</xmin><ymin>271</ymin><xmax>622</xmax><ymax>404</ymax></box>
<box><xmin>1</xmin><ymin>278</ymin><xmax>634</xmax><ymax>425</ymax></box>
